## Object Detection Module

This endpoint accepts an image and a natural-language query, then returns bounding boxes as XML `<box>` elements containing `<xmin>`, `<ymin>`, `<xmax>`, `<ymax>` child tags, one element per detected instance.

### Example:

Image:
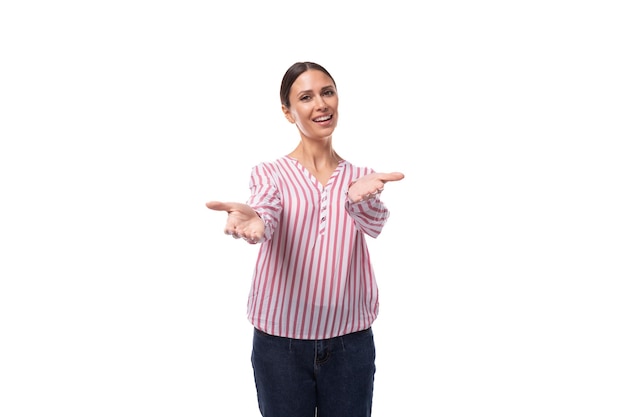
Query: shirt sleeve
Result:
<box><xmin>246</xmin><ymin>163</ymin><xmax>282</xmax><ymax>243</ymax></box>
<box><xmin>344</xmin><ymin>191</ymin><xmax>391</xmax><ymax>239</ymax></box>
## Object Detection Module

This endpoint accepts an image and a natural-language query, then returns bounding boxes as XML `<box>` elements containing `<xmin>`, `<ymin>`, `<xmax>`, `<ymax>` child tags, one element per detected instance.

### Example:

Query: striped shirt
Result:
<box><xmin>246</xmin><ymin>156</ymin><xmax>391</xmax><ymax>340</ymax></box>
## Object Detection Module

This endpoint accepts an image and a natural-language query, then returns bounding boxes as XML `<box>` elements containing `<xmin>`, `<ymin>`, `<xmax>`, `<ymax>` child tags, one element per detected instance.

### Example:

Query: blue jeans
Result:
<box><xmin>251</xmin><ymin>327</ymin><xmax>376</xmax><ymax>417</ymax></box>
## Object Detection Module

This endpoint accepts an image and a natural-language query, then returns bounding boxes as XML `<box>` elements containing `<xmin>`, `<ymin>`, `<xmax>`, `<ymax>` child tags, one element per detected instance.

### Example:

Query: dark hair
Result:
<box><xmin>279</xmin><ymin>62</ymin><xmax>336</xmax><ymax>108</ymax></box>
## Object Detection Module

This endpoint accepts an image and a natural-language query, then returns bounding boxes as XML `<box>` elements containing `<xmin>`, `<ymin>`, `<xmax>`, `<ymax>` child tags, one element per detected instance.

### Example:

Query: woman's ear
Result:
<box><xmin>282</xmin><ymin>104</ymin><xmax>295</xmax><ymax>123</ymax></box>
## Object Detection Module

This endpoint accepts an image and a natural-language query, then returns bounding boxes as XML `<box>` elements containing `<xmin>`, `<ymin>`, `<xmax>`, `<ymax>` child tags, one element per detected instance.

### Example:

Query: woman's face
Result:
<box><xmin>283</xmin><ymin>69</ymin><xmax>338</xmax><ymax>140</ymax></box>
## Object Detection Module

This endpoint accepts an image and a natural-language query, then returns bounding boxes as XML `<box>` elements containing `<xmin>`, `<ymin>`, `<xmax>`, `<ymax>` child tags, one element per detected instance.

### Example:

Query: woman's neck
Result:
<box><xmin>289</xmin><ymin>141</ymin><xmax>342</xmax><ymax>170</ymax></box>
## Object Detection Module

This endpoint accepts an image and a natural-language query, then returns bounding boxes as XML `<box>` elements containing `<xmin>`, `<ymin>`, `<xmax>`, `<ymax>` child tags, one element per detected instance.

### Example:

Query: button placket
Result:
<box><xmin>319</xmin><ymin>189</ymin><xmax>329</xmax><ymax>235</ymax></box>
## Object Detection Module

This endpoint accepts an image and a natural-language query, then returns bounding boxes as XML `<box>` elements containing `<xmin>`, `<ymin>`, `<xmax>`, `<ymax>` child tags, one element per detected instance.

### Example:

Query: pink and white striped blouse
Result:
<box><xmin>246</xmin><ymin>156</ymin><xmax>391</xmax><ymax>340</ymax></box>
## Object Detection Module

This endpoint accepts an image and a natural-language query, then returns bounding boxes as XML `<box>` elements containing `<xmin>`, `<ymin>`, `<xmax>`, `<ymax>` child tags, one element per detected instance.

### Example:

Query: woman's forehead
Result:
<box><xmin>292</xmin><ymin>70</ymin><xmax>335</xmax><ymax>91</ymax></box>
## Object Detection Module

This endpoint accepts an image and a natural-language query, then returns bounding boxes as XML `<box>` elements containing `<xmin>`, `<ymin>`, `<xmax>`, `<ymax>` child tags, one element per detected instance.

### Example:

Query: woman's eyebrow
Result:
<box><xmin>297</xmin><ymin>85</ymin><xmax>335</xmax><ymax>95</ymax></box>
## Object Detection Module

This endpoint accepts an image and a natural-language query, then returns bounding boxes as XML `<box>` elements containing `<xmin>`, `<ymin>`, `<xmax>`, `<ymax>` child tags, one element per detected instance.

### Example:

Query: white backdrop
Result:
<box><xmin>1</xmin><ymin>1</ymin><xmax>625</xmax><ymax>416</ymax></box>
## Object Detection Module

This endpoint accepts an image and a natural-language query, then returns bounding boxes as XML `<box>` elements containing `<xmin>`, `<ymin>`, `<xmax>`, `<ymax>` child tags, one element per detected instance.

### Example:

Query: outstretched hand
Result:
<box><xmin>347</xmin><ymin>172</ymin><xmax>405</xmax><ymax>203</ymax></box>
<box><xmin>205</xmin><ymin>201</ymin><xmax>265</xmax><ymax>244</ymax></box>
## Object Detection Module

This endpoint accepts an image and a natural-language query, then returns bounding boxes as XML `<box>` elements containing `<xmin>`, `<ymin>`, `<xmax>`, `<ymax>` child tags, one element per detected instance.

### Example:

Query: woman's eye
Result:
<box><xmin>323</xmin><ymin>90</ymin><xmax>335</xmax><ymax>96</ymax></box>
<box><xmin>299</xmin><ymin>95</ymin><xmax>311</xmax><ymax>101</ymax></box>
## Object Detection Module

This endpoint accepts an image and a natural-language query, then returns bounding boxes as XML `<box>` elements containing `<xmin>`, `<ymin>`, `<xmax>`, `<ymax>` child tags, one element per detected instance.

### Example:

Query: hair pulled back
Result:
<box><xmin>279</xmin><ymin>62</ymin><xmax>336</xmax><ymax>108</ymax></box>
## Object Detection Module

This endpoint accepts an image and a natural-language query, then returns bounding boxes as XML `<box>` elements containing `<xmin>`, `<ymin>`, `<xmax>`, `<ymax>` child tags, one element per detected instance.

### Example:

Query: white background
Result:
<box><xmin>1</xmin><ymin>1</ymin><xmax>625</xmax><ymax>416</ymax></box>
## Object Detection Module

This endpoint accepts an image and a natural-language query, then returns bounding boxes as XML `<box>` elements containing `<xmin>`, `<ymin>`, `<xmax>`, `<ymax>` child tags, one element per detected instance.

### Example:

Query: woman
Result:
<box><xmin>206</xmin><ymin>61</ymin><xmax>404</xmax><ymax>417</ymax></box>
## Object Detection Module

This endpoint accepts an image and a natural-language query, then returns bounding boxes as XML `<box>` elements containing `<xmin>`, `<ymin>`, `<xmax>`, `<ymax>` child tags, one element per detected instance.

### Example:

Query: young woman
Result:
<box><xmin>206</xmin><ymin>61</ymin><xmax>404</xmax><ymax>417</ymax></box>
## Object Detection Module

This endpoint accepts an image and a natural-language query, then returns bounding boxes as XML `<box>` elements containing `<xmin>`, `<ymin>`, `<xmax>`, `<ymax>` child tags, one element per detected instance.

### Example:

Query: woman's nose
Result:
<box><xmin>315</xmin><ymin>96</ymin><xmax>328</xmax><ymax>110</ymax></box>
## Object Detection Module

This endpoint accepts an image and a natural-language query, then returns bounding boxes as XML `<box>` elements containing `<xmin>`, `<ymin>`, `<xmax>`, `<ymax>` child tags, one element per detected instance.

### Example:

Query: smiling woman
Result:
<box><xmin>2</xmin><ymin>0</ymin><xmax>623</xmax><ymax>416</ymax></box>
<box><xmin>205</xmin><ymin>61</ymin><xmax>404</xmax><ymax>417</ymax></box>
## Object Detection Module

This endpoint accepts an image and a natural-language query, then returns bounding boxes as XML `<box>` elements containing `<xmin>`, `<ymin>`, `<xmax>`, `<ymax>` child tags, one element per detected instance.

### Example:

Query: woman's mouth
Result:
<box><xmin>313</xmin><ymin>115</ymin><xmax>333</xmax><ymax>123</ymax></box>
